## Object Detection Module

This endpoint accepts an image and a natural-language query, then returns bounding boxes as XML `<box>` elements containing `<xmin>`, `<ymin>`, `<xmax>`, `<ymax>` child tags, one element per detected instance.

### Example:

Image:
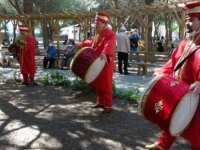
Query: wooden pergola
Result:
<box><xmin>0</xmin><ymin>1</ymin><xmax>186</xmax><ymax>73</ymax></box>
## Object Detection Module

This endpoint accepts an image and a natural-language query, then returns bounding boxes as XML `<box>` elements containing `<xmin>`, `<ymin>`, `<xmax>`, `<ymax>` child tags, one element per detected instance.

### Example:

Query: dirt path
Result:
<box><xmin>0</xmin><ymin>83</ymin><xmax>190</xmax><ymax>150</ymax></box>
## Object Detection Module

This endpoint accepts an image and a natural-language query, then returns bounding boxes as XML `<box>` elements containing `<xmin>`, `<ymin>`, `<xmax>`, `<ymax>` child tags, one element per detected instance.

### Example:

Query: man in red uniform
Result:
<box><xmin>77</xmin><ymin>11</ymin><xmax>116</xmax><ymax>113</ymax></box>
<box><xmin>17</xmin><ymin>24</ymin><xmax>36</xmax><ymax>85</ymax></box>
<box><xmin>145</xmin><ymin>1</ymin><xmax>200</xmax><ymax>150</ymax></box>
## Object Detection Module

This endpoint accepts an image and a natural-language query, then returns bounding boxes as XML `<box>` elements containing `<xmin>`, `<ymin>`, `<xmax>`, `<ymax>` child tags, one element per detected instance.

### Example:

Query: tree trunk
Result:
<box><xmin>145</xmin><ymin>0</ymin><xmax>154</xmax><ymax>51</ymax></box>
<box><xmin>23</xmin><ymin>0</ymin><xmax>33</xmax><ymax>14</ymax></box>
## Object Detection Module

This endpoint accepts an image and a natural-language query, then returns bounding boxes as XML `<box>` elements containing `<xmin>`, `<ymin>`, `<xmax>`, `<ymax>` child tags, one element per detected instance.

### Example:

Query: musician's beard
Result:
<box><xmin>187</xmin><ymin>27</ymin><xmax>200</xmax><ymax>38</ymax></box>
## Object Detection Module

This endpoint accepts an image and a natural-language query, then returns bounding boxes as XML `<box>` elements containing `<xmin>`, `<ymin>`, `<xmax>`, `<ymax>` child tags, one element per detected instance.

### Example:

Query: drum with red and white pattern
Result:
<box><xmin>139</xmin><ymin>75</ymin><xmax>199</xmax><ymax>136</ymax></box>
<box><xmin>70</xmin><ymin>47</ymin><xmax>105</xmax><ymax>84</ymax></box>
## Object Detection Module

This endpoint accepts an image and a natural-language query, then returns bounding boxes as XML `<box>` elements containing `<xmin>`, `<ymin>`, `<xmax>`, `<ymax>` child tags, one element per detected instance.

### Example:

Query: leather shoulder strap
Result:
<box><xmin>174</xmin><ymin>48</ymin><xmax>199</xmax><ymax>72</ymax></box>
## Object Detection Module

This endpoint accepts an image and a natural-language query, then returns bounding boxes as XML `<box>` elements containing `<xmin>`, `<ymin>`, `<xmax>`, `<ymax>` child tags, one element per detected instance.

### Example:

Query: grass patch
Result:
<box><xmin>2</xmin><ymin>70</ymin><xmax>141</xmax><ymax>103</ymax></box>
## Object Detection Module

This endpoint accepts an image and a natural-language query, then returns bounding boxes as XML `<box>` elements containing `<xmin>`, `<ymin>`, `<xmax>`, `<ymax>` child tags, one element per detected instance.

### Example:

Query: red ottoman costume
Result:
<box><xmin>18</xmin><ymin>24</ymin><xmax>36</xmax><ymax>84</ymax></box>
<box><xmin>79</xmin><ymin>12</ymin><xmax>116</xmax><ymax>109</ymax></box>
<box><xmin>152</xmin><ymin>2</ymin><xmax>200</xmax><ymax>149</ymax></box>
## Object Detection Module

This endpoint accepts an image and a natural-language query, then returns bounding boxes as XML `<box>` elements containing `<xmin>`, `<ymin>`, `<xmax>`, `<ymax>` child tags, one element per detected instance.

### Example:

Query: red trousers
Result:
<box><xmin>22</xmin><ymin>74</ymin><xmax>35</xmax><ymax>83</ymax></box>
<box><xmin>96</xmin><ymin>90</ymin><xmax>112</xmax><ymax>108</ymax></box>
<box><xmin>156</xmin><ymin>105</ymin><xmax>200</xmax><ymax>150</ymax></box>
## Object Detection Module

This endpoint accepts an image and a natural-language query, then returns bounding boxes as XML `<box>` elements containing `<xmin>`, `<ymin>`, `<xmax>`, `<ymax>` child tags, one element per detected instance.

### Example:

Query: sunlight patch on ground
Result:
<box><xmin>84</xmin><ymin>124</ymin><xmax>106</xmax><ymax>133</ymax></box>
<box><xmin>4</xmin><ymin>120</ymin><xmax>25</xmax><ymax>131</ymax></box>
<box><xmin>31</xmin><ymin>132</ymin><xmax>63</xmax><ymax>149</ymax></box>
<box><xmin>66</xmin><ymin>131</ymin><xmax>80</xmax><ymax>139</ymax></box>
<box><xmin>3</xmin><ymin>123</ymin><xmax>40</xmax><ymax>146</ymax></box>
<box><xmin>0</xmin><ymin>110</ymin><xmax>9</xmax><ymax>119</ymax></box>
<box><xmin>93</xmin><ymin>137</ymin><xmax>133</xmax><ymax>150</ymax></box>
<box><xmin>2</xmin><ymin>119</ymin><xmax>63</xmax><ymax>149</ymax></box>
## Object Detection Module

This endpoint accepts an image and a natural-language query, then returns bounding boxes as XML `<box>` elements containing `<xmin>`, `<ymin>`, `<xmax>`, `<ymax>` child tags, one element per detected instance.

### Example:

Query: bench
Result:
<box><xmin>130</xmin><ymin>51</ymin><xmax>169</xmax><ymax>74</ymax></box>
<box><xmin>35</xmin><ymin>49</ymin><xmax>71</xmax><ymax>68</ymax></box>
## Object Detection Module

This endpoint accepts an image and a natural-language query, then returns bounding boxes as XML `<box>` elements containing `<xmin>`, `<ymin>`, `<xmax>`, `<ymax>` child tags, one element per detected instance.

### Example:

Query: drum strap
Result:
<box><xmin>174</xmin><ymin>48</ymin><xmax>199</xmax><ymax>72</ymax></box>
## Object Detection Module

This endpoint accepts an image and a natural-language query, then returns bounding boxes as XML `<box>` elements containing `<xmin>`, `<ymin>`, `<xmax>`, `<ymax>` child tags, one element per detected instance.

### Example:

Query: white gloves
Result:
<box><xmin>100</xmin><ymin>53</ymin><xmax>107</xmax><ymax>62</ymax></box>
<box><xmin>190</xmin><ymin>81</ymin><xmax>200</xmax><ymax>96</ymax></box>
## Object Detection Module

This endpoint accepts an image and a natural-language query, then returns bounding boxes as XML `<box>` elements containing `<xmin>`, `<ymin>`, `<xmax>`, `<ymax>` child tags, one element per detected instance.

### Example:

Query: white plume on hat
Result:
<box><xmin>120</xmin><ymin>26</ymin><xmax>126</xmax><ymax>31</ymax></box>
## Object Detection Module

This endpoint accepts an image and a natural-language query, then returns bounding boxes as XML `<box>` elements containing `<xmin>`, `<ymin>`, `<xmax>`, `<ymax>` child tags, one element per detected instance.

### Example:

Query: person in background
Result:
<box><xmin>116</xmin><ymin>26</ymin><xmax>131</xmax><ymax>75</ymax></box>
<box><xmin>145</xmin><ymin>1</ymin><xmax>200</xmax><ymax>149</ymax></box>
<box><xmin>63</xmin><ymin>39</ymin><xmax>68</xmax><ymax>46</ymax></box>
<box><xmin>156</xmin><ymin>36</ymin><xmax>164</xmax><ymax>52</ymax></box>
<box><xmin>129</xmin><ymin>28</ymin><xmax>140</xmax><ymax>63</ymax></box>
<box><xmin>76</xmin><ymin>11</ymin><xmax>116</xmax><ymax>114</ymax></box>
<box><xmin>60</xmin><ymin>39</ymin><xmax>76</xmax><ymax>70</ymax></box>
<box><xmin>43</xmin><ymin>41</ymin><xmax>57</xmax><ymax>69</ymax></box>
<box><xmin>17</xmin><ymin>24</ymin><xmax>36</xmax><ymax>85</ymax></box>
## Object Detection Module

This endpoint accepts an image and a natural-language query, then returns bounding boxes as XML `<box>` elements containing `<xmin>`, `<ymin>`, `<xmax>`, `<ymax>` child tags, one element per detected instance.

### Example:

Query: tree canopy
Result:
<box><xmin>0</xmin><ymin>0</ymin><xmax>190</xmax><ymax>15</ymax></box>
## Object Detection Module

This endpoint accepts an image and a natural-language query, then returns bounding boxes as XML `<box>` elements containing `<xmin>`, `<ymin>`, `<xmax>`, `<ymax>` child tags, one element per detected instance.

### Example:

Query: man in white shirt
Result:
<box><xmin>116</xmin><ymin>26</ymin><xmax>131</xmax><ymax>75</ymax></box>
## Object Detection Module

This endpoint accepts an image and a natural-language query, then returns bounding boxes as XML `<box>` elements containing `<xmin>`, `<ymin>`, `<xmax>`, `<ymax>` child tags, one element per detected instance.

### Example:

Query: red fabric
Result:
<box><xmin>96</xmin><ymin>12</ymin><xmax>110</xmax><ymax>19</ymax></box>
<box><xmin>185</xmin><ymin>1</ymin><xmax>200</xmax><ymax>9</ymax></box>
<box><xmin>96</xmin><ymin>90</ymin><xmax>112</xmax><ymax>108</ymax></box>
<box><xmin>95</xmin><ymin>12</ymin><xmax>110</xmax><ymax>24</ymax></box>
<box><xmin>143</xmin><ymin>76</ymin><xmax>190</xmax><ymax>134</ymax></box>
<box><xmin>184</xmin><ymin>1</ymin><xmax>200</xmax><ymax>18</ymax></box>
<box><xmin>22</xmin><ymin>74</ymin><xmax>28</xmax><ymax>83</ymax></box>
<box><xmin>156</xmin><ymin>33</ymin><xmax>200</xmax><ymax>149</ymax></box>
<box><xmin>19</xmin><ymin>34</ymin><xmax>36</xmax><ymax>81</ymax></box>
<box><xmin>156</xmin><ymin>131</ymin><xmax>176</xmax><ymax>150</ymax></box>
<box><xmin>19</xmin><ymin>24</ymin><xmax>29</xmax><ymax>32</ymax></box>
<box><xmin>79</xmin><ymin>28</ymin><xmax>116</xmax><ymax>107</ymax></box>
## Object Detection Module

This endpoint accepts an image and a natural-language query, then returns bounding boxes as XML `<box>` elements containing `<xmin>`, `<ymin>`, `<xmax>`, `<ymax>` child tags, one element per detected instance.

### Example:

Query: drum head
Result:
<box><xmin>169</xmin><ymin>92</ymin><xmax>199</xmax><ymax>136</ymax></box>
<box><xmin>8</xmin><ymin>43</ymin><xmax>20</xmax><ymax>54</ymax></box>
<box><xmin>84</xmin><ymin>57</ymin><xmax>105</xmax><ymax>83</ymax></box>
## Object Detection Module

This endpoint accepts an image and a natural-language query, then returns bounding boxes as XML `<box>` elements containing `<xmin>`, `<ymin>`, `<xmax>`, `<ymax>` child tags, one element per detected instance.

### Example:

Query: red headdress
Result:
<box><xmin>185</xmin><ymin>1</ymin><xmax>200</xmax><ymax>18</ymax></box>
<box><xmin>95</xmin><ymin>11</ymin><xmax>110</xmax><ymax>24</ymax></box>
<box><xmin>18</xmin><ymin>24</ymin><xmax>29</xmax><ymax>32</ymax></box>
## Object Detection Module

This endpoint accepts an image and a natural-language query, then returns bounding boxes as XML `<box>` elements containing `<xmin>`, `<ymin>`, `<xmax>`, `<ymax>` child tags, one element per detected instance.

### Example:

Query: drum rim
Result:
<box><xmin>70</xmin><ymin>47</ymin><xmax>92</xmax><ymax>70</ymax></box>
<box><xmin>139</xmin><ymin>75</ymin><xmax>163</xmax><ymax>115</ymax></box>
<box><xmin>84</xmin><ymin>57</ymin><xmax>105</xmax><ymax>83</ymax></box>
<box><xmin>169</xmin><ymin>92</ymin><xmax>199</xmax><ymax>136</ymax></box>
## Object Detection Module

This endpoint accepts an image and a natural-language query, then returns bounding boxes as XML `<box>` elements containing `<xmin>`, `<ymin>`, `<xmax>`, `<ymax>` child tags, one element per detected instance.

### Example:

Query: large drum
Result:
<box><xmin>139</xmin><ymin>75</ymin><xmax>199</xmax><ymax>136</ymax></box>
<box><xmin>8</xmin><ymin>43</ymin><xmax>20</xmax><ymax>54</ymax></box>
<box><xmin>70</xmin><ymin>47</ymin><xmax>105</xmax><ymax>84</ymax></box>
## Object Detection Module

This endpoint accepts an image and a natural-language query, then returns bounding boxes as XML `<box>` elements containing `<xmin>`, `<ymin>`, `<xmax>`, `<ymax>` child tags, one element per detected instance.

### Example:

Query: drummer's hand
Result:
<box><xmin>100</xmin><ymin>53</ymin><xmax>107</xmax><ymax>62</ymax></box>
<box><xmin>75</xmin><ymin>42</ymin><xmax>81</xmax><ymax>48</ymax></box>
<box><xmin>20</xmin><ymin>45</ymin><xmax>25</xmax><ymax>49</ymax></box>
<box><xmin>190</xmin><ymin>81</ymin><xmax>200</xmax><ymax>96</ymax></box>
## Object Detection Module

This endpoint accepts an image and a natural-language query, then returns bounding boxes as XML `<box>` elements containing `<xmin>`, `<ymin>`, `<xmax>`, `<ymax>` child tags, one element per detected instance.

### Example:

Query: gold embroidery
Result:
<box><xmin>155</xmin><ymin>100</ymin><xmax>163</xmax><ymax>114</ymax></box>
<box><xmin>170</xmin><ymin>80</ymin><xmax>180</xmax><ymax>87</ymax></box>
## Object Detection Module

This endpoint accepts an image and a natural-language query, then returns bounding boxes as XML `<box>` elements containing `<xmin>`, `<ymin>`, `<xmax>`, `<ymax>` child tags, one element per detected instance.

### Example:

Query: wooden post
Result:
<box><xmin>173</xmin><ymin>8</ymin><xmax>185</xmax><ymax>40</ymax></box>
<box><xmin>82</xmin><ymin>18</ymin><xmax>89</xmax><ymax>40</ymax></box>
<box><xmin>110</xmin><ymin>16</ymin><xmax>118</xmax><ymax>72</ymax></box>
<box><xmin>143</xmin><ymin>15</ymin><xmax>149</xmax><ymax>75</ymax></box>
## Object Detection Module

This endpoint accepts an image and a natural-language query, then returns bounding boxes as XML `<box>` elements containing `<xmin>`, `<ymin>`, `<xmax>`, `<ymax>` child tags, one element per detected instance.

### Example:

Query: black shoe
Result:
<box><xmin>124</xmin><ymin>72</ymin><xmax>130</xmax><ymax>75</ymax></box>
<box><xmin>102</xmin><ymin>108</ymin><xmax>112</xmax><ymax>114</ymax></box>
<box><xmin>20</xmin><ymin>82</ymin><xmax>28</xmax><ymax>86</ymax></box>
<box><xmin>29</xmin><ymin>82</ymin><xmax>38</xmax><ymax>86</ymax></box>
<box><xmin>91</xmin><ymin>104</ymin><xmax>105</xmax><ymax>109</ymax></box>
<box><xmin>119</xmin><ymin>71</ymin><xmax>123</xmax><ymax>74</ymax></box>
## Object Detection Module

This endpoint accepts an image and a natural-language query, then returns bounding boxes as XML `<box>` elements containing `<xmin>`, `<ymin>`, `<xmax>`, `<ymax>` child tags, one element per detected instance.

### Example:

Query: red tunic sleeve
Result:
<box><xmin>159</xmin><ymin>39</ymin><xmax>188</xmax><ymax>75</ymax></box>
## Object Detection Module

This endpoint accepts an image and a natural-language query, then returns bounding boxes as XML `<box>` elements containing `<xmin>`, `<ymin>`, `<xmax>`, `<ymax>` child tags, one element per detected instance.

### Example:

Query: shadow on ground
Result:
<box><xmin>0</xmin><ymin>83</ymin><xmax>190</xmax><ymax>150</ymax></box>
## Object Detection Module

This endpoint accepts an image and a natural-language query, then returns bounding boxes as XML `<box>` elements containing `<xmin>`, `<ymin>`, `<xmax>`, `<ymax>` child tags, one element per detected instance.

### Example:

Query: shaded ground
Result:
<box><xmin>0</xmin><ymin>83</ymin><xmax>190</xmax><ymax>150</ymax></box>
